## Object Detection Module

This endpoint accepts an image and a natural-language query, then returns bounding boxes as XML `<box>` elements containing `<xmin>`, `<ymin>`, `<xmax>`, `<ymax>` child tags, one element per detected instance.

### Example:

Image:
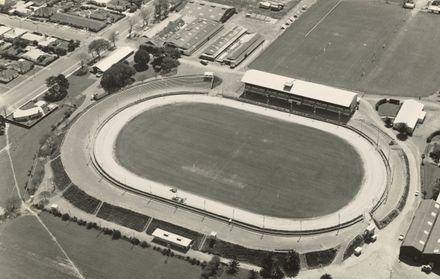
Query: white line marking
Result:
<box><xmin>305</xmin><ymin>0</ymin><xmax>342</xmax><ymax>38</ymax></box>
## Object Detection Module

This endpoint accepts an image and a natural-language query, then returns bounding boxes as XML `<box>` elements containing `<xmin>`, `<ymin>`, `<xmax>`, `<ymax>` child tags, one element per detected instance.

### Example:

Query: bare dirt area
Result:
<box><xmin>251</xmin><ymin>0</ymin><xmax>440</xmax><ymax>97</ymax></box>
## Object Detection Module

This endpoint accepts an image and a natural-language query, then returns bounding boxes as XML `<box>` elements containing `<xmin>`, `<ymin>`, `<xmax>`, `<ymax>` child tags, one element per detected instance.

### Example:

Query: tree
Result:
<box><xmin>100</xmin><ymin>63</ymin><xmax>135</xmax><ymax>92</ymax></box>
<box><xmin>133</xmin><ymin>49</ymin><xmax>150</xmax><ymax>71</ymax></box>
<box><xmin>139</xmin><ymin>6</ymin><xmax>152</xmax><ymax>27</ymax></box>
<box><xmin>5</xmin><ymin>197</ymin><xmax>21</xmax><ymax>215</ymax></box>
<box><xmin>200</xmin><ymin>256</ymin><xmax>220</xmax><ymax>279</ymax></box>
<box><xmin>226</xmin><ymin>259</ymin><xmax>240</xmax><ymax>275</ymax></box>
<box><xmin>88</xmin><ymin>39</ymin><xmax>111</xmax><ymax>58</ymax></box>
<box><xmin>384</xmin><ymin>116</ymin><xmax>392</xmax><ymax>127</ymax></box>
<box><xmin>160</xmin><ymin>55</ymin><xmax>179</xmax><ymax>73</ymax></box>
<box><xmin>394</xmin><ymin>122</ymin><xmax>409</xmax><ymax>135</ymax></box>
<box><xmin>321</xmin><ymin>274</ymin><xmax>333</xmax><ymax>279</ymax></box>
<box><xmin>127</xmin><ymin>16</ymin><xmax>137</xmax><ymax>38</ymax></box>
<box><xmin>76</xmin><ymin>52</ymin><xmax>90</xmax><ymax>70</ymax></box>
<box><xmin>248</xmin><ymin>270</ymin><xmax>259</xmax><ymax>279</ymax></box>
<box><xmin>108</xmin><ymin>31</ymin><xmax>118</xmax><ymax>48</ymax></box>
<box><xmin>282</xmin><ymin>251</ymin><xmax>300</xmax><ymax>277</ymax></box>
<box><xmin>154</xmin><ymin>0</ymin><xmax>169</xmax><ymax>20</ymax></box>
<box><xmin>44</xmin><ymin>74</ymin><xmax>69</xmax><ymax>102</ymax></box>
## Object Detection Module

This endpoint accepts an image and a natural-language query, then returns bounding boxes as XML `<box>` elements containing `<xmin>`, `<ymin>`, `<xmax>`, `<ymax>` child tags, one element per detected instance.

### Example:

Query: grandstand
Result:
<box><xmin>166</xmin><ymin>18</ymin><xmax>223</xmax><ymax>56</ymax></box>
<box><xmin>241</xmin><ymin>70</ymin><xmax>358</xmax><ymax>120</ymax></box>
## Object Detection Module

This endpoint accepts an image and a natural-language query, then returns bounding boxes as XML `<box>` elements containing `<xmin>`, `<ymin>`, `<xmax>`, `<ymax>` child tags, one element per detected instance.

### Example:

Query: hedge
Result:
<box><xmin>427</xmin><ymin>130</ymin><xmax>440</xmax><ymax>143</ymax></box>
<box><xmin>50</xmin><ymin>157</ymin><xmax>71</xmax><ymax>190</ymax></box>
<box><xmin>305</xmin><ymin>248</ymin><xmax>338</xmax><ymax>268</ymax></box>
<box><xmin>62</xmin><ymin>184</ymin><xmax>102</xmax><ymax>213</ymax></box>
<box><xmin>96</xmin><ymin>202</ymin><xmax>150</xmax><ymax>232</ymax></box>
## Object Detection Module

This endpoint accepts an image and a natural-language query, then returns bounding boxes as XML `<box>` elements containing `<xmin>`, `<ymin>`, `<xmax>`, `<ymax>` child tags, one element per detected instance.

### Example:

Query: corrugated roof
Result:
<box><xmin>241</xmin><ymin>70</ymin><xmax>357</xmax><ymax>108</ymax></box>
<box><xmin>181</xmin><ymin>0</ymin><xmax>234</xmax><ymax>22</ymax></box>
<box><xmin>402</xmin><ymin>200</ymin><xmax>440</xmax><ymax>252</ymax></box>
<box><xmin>167</xmin><ymin>18</ymin><xmax>223</xmax><ymax>51</ymax></box>
<box><xmin>94</xmin><ymin>46</ymin><xmax>134</xmax><ymax>73</ymax></box>
<box><xmin>393</xmin><ymin>100</ymin><xmax>425</xmax><ymax>130</ymax></box>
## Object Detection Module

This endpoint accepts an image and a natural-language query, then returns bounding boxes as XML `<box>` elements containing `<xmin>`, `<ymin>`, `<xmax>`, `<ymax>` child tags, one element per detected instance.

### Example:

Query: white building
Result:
<box><xmin>92</xmin><ymin>46</ymin><xmax>135</xmax><ymax>74</ymax></box>
<box><xmin>12</xmin><ymin>107</ymin><xmax>43</xmax><ymax>121</ymax></box>
<box><xmin>393</xmin><ymin>99</ymin><xmax>426</xmax><ymax>135</ymax></box>
<box><xmin>151</xmin><ymin>228</ymin><xmax>192</xmax><ymax>250</ymax></box>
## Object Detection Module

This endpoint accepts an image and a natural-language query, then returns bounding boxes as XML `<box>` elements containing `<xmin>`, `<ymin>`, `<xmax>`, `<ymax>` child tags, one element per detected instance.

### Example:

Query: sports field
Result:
<box><xmin>251</xmin><ymin>0</ymin><xmax>440</xmax><ymax>97</ymax></box>
<box><xmin>115</xmin><ymin>103</ymin><xmax>364</xmax><ymax>218</ymax></box>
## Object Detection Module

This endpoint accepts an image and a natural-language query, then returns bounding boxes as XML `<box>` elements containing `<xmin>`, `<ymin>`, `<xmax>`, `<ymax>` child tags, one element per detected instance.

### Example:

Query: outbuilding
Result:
<box><xmin>92</xmin><ymin>46</ymin><xmax>134</xmax><ymax>74</ymax></box>
<box><xmin>393</xmin><ymin>99</ymin><xmax>425</xmax><ymax>135</ymax></box>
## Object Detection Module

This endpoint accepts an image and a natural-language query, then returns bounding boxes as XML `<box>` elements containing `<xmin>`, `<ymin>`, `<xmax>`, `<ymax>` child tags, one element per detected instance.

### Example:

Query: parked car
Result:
<box><xmin>403</xmin><ymin>0</ymin><xmax>415</xmax><ymax>8</ymax></box>
<box><xmin>200</xmin><ymin>59</ymin><xmax>208</xmax><ymax>66</ymax></box>
<box><xmin>281</xmin><ymin>24</ymin><xmax>288</xmax><ymax>29</ymax></box>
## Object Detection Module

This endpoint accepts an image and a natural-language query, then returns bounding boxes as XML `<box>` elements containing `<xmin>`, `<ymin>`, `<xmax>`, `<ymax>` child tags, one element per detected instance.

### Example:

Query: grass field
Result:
<box><xmin>96</xmin><ymin>202</ymin><xmax>150</xmax><ymax>232</ymax></box>
<box><xmin>115</xmin><ymin>102</ymin><xmax>363</xmax><ymax>218</ymax></box>
<box><xmin>377</xmin><ymin>102</ymin><xmax>400</xmax><ymax>117</ymax></box>
<box><xmin>62</xmin><ymin>184</ymin><xmax>101</xmax><ymax>214</ymax></box>
<box><xmin>0</xmin><ymin>216</ymin><xmax>78</xmax><ymax>279</ymax></box>
<box><xmin>39</xmin><ymin>212</ymin><xmax>203</xmax><ymax>279</ymax></box>
<box><xmin>251</xmin><ymin>0</ymin><xmax>440</xmax><ymax>97</ymax></box>
<box><xmin>0</xmin><ymin>153</ymin><xmax>19</xmax><ymax>209</ymax></box>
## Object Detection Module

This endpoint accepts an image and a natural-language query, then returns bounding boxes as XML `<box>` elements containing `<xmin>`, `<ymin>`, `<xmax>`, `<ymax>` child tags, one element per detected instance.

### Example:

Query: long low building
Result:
<box><xmin>400</xmin><ymin>200</ymin><xmax>440</xmax><ymax>265</ymax></box>
<box><xmin>152</xmin><ymin>228</ymin><xmax>192</xmax><ymax>250</ymax></box>
<box><xmin>224</xmin><ymin>33</ymin><xmax>264</xmax><ymax>68</ymax></box>
<box><xmin>199</xmin><ymin>25</ymin><xmax>247</xmax><ymax>61</ymax></box>
<box><xmin>92</xmin><ymin>46</ymin><xmax>134</xmax><ymax>74</ymax></box>
<box><xmin>241</xmin><ymin>70</ymin><xmax>358</xmax><ymax>119</ymax></box>
<box><xmin>393</xmin><ymin>99</ymin><xmax>426</xmax><ymax>135</ymax></box>
<box><xmin>166</xmin><ymin>18</ymin><xmax>224</xmax><ymax>56</ymax></box>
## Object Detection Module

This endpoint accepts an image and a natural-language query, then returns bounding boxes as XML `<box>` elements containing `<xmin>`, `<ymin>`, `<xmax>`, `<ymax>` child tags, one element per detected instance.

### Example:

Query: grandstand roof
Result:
<box><xmin>241</xmin><ymin>70</ymin><xmax>357</xmax><ymax>108</ymax></box>
<box><xmin>93</xmin><ymin>46</ymin><xmax>134</xmax><ymax>73</ymax></box>
<box><xmin>402</xmin><ymin>200</ymin><xmax>440</xmax><ymax>253</ymax></box>
<box><xmin>181</xmin><ymin>0</ymin><xmax>235</xmax><ymax>22</ymax></box>
<box><xmin>393</xmin><ymin>99</ymin><xmax>425</xmax><ymax>131</ymax></box>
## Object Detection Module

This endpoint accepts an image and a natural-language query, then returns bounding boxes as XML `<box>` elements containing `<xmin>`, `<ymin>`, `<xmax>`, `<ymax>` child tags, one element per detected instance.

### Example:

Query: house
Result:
<box><xmin>33</xmin><ymin>7</ymin><xmax>54</xmax><ymax>18</ymax></box>
<box><xmin>12</xmin><ymin>107</ymin><xmax>44</xmax><ymax>122</ymax></box>
<box><xmin>393</xmin><ymin>99</ymin><xmax>426</xmax><ymax>135</ymax></box>
<box><xmin>10</xmin><ymin>59</ymin><xmax>34</xmax><ymax>74</ymax></box>
<box><xmin>0</xmin><ymin>68</ymin><xmax>19</xmax><ymax>83</ymax></box>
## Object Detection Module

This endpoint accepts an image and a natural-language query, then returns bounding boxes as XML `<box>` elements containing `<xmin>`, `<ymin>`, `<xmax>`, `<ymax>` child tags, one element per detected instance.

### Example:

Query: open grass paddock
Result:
<box><xmin>115</xmin><ymin>102</ymin><xmax>363</xmax><ymax>218</ymax></box>
<box><xmin>251</xmin><ymin>0</ymin><xmax>440</xmax><ymax>97</ymax></box>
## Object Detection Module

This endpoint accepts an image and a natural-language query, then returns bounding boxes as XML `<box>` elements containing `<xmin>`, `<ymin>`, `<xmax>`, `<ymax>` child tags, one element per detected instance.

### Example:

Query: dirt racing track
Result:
<box><xmin>61</xmin><ymin>78</ymin><xmax>389</xmax><ymax>234</ymax></box>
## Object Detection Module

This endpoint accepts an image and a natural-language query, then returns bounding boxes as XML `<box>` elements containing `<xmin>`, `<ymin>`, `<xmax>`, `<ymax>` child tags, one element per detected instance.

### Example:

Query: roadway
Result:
<box><xmin>0</xmin><ymin>13</ymin><xmax>133</xmax><ymax>115</ymax></box>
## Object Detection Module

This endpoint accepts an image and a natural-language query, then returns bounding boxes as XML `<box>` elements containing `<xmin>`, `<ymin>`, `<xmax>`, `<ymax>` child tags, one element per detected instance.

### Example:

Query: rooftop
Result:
<box><xmin>393</xmin><ymin>99</ymin><xmax>425</xmax><ymax>130</ymax></box>
<box><xmin>402</xmin><ymin>200</ymin><xmax>440</xmax><ymax>252</ymax></box>
<box><xmin>181</xmin><ymin>0</ymin><xmax>235</xmax><ymax>22</ymax></box>
<box><xmin>241</xmin><ymin>70</ymin><xmax>358</xmax><ymax>108</ymax></box>
<box><xmin>167</xmin><ymin>18</ymin><xmax>223</xmax><ymax>51</ymax></box>
<box><xmin>152</xmin><ymin>228</ymin><xmax>192</xmax><ymax>248</ymax></box>
<box><xmin>93</xmin><ymin>46</ymin><xmax>134</xmax><ymax>73</ymax></box>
